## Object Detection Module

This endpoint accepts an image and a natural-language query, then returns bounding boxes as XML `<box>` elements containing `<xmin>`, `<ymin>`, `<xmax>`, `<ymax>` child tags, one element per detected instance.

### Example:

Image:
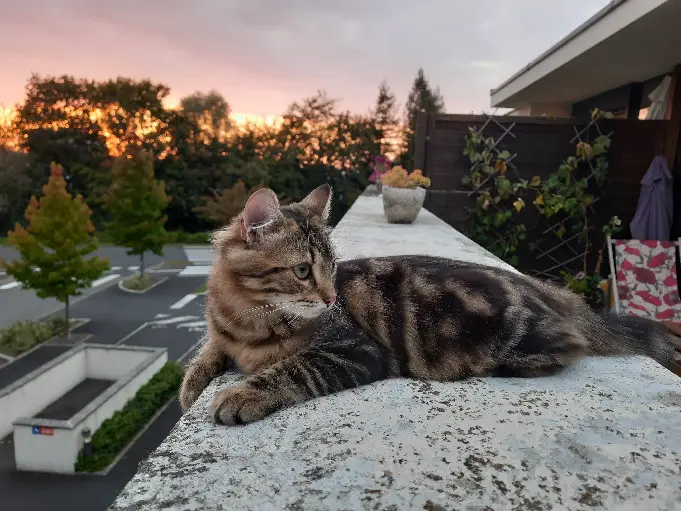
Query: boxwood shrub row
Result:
<box><xmin>75</xmin><ymin>361</ymin><xmax>184</xmax><ymax>472</ymax></box>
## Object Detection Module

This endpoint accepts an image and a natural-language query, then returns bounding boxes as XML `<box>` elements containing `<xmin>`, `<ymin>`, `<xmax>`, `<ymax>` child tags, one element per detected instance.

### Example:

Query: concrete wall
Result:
<box><xmin>86</xmin><ymin>347</ymin><xmax>153</xmax><ymax>380</ymax></box>
<box><xmin>528</xmin><ymin>102</ymin><xmax>573</xmax><ymax>117</ymax></box>
<box><xmin>12</xmin><ymin>346</ymin><xmax>167</xmax><ymax>474</ymax></box>
<box><xmin>0</xmin><ymin>350</ymin><xmax>85</xmax><ymax>438</ymax></box>
<box><xmin>111</xmin><ymin>193</ymin><xmax>681</xmax><ymax>510</ymax></box>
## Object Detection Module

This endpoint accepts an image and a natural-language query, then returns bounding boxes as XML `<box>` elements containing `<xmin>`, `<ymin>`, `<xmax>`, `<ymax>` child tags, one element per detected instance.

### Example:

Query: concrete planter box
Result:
<box><xmin>5</xmin><ymin>344</ymin><xmax>167</xmax><ymax>474</ymax></box>
<box><xmin>381</xmin><ymin>186</ymin><xmax>427</xmax><ymax>224</ymax></box>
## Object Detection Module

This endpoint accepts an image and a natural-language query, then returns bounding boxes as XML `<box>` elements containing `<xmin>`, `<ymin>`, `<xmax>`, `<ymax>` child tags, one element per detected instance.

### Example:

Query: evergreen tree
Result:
<box><xmin>402</xmin><ymin>68</ymin><xmax>445</xmax><ymax>169</ymax></box>
<box><xmin>104</xmin><ymin>150</ymin><xmax>170</xmax><ymax>277</ymax></box>
<box><xmin>0</xmin><ymin>164</ymin><xmax>109</xmax><ymax>338</ymax></box>
<box><xmin>372</xmin><ymin>80</ymin><xmax>399</xmax><ymax>157</ymax></box>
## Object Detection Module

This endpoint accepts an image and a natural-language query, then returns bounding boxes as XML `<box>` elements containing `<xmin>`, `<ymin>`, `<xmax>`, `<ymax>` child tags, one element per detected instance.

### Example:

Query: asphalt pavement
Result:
<box><xmin>0</xmin><ymin>244</ymin><xmax>187</xmax><ymax>267</ymax></box>
<box><xmin>0</xmin><ymin>245</ymin><xmax>189</xmax><ymax>330</ymax></box>
<box><xmin>0</xmin><ymin>255</ymin><xmax>210</xmax><ymax>511</ymax></box>
<box><xmin>0</xmin><ymin>275</ymin><xmax>208</xmax><ymax>510</ymax></box>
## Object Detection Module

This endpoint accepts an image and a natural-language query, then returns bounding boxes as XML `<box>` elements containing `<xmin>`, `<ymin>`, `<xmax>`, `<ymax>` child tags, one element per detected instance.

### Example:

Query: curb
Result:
<box><xmin>118</xmin><ymin>275</ymin><xmax>169</xmax><ymax>295</ymax></box>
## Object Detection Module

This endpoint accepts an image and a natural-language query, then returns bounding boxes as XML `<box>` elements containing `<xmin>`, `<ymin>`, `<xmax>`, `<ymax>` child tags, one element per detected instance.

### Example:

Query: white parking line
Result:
<box><xmin>178</xmin><ymin>266</ymin><xmax>211</xmax><ymax>277</ymax></box>
<box><xmin>177</xmin><ymin>320</ymin><xmax>207</xmax><ymax>331</ymax></box>
<box><xmin>116</xmin><ymin>322</ymin><xmax>149</xmax><ymax>345</ymax></box>
<box><xmin>150</xmin><ymin>315</ymin><xmax>199</xmax><ymax>325</ymax></box>
<box><xmin>170</xmin><ymin>294</ymin><xmax>198</xmax><ymax>310</ymax></box>
<box><xmin>0</xmin><ymin>281</ymin><xmax>21</xmax><ymax>290</ymax></box>
<box><xmin>128</xmin><ymin>266</ymin><xmax>139</xmax><ymax>271</ymax></box>
<box><xmin>91</xmin><ymin>274</ymin><xmax>120</xmax><ymax>288</ymax></box>
<box><xmin>111</xmin><ymin>266</ymin><xmax>122</xmax><ymax>271</ymax></box>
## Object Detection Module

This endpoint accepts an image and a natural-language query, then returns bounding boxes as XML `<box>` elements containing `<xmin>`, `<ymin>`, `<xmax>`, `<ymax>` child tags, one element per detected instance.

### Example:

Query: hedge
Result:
<box><xmin>169</xmin><ymin>231</ymin><xmax>212</xmax><ymax>244</ymax></box>
<box><xmin>75</xmin><ymin>361</ymin><xmax>184</xmax><ymax>472</ymax></box>
<box><xmin>0</xmin><ymin>317</ymin><xmax>69</xmax><ymax>357</ymax></box>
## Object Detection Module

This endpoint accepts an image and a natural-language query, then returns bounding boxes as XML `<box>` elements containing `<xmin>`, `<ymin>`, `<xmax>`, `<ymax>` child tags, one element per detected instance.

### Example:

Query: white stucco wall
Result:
<box><xmin>86</xmin><ymin>346</ymin><xmax>155</xmax><ymax>380</ymax></box>
<box><xmin>12</xmin><ymin>346</ymin><xmax>167</xmax><ymax>474</ymax></box>
<box><xmin>111</xmin><ymin>191</ymin><xmax>681</xmax><ymax>510</ymax></box>
<box><xmin>0</xmin><ymin>349</ymin><xmax>85</xmax><ymax>438</ymax></box>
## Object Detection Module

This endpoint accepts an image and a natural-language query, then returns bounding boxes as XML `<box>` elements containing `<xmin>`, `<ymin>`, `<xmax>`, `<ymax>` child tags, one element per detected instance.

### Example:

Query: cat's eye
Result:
<box><xmin>293</xmin><ymin>263</ymin><xmax>311</xmax><ymax>279</ymax></box>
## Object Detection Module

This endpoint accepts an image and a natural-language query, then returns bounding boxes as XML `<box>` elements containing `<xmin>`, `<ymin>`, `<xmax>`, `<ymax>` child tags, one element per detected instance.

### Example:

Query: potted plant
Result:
<box><xmin>369</xmin><ymin>154</ymin><xmax>390</xmax><ymax>194</ymax></box>
<box><xmin>380</xmin><ymin>166</ymin><xmax>431</xmax><ymax>223</ymax></box>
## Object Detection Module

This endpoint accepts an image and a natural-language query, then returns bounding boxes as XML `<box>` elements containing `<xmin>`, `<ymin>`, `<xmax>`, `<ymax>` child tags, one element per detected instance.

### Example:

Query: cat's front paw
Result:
<box><xmin>179</xmin><ymin>366</ymin><xmax>211</xmax><ymax>413</ymax></box>
<box><xmin>209</xmin><ymin>384</ymin><xmax>274</xmax><ymax>425</ymax></box>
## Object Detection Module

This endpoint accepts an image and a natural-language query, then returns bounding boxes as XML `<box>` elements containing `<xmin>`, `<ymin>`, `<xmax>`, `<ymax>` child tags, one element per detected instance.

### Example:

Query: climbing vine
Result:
<box><xmin>463</xmin><ymin>110</ymin><xmax>622</xmax><ymax>305</ymax></box>
<box><xmin>462</xmin><ymin>128</ymin><xmax>540</xmax><ymax>266</ymax></box>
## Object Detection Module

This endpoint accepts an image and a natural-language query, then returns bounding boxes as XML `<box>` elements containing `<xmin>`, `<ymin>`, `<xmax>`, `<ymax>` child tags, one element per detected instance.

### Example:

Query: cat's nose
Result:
<box><xmin>324</xmin><ymin>295</ymin><xmax>336</xmax><ymax>307</ymax></box>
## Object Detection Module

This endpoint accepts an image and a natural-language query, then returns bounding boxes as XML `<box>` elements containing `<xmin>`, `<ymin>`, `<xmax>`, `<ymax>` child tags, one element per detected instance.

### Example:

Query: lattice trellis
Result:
<box><xmin>464</xmin><ymin>111</ymin><xmax>525</xmax><ymax>261</ymax></box>
<box><xmin>530</xmin><ymin>116</ymin><xmax>612</xmax><ymax>280</ymax></box>
<box><xmin>462</xmin><ymin>111</ymin><xmax>612</xmax><ymax>281</ymax></box>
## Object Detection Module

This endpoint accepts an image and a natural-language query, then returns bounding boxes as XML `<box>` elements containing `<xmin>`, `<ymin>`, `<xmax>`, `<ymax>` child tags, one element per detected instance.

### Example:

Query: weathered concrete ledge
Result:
<box><xmin>111</xmin><ymin>193</ymin><xmax>681</xmax><ymax>510</ymax></box>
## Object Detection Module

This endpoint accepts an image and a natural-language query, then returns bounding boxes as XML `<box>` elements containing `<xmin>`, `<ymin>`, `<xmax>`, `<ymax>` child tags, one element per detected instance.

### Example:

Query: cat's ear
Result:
<box><xmin>242</xmin><ymin>188</ymin><xmax>282</xmax><ymax>241</ymax></box>
<box><xmin>299</xmin><ymin>184</ymin><xmax>332</xmax><ymax>222</ymax></box>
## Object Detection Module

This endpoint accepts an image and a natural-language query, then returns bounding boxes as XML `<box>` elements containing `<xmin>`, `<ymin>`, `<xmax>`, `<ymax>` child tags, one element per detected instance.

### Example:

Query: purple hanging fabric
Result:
<box><xmin>629</xmin><ymin>155</ymin><xmax>674</xmax><ymax>240</ymax></box>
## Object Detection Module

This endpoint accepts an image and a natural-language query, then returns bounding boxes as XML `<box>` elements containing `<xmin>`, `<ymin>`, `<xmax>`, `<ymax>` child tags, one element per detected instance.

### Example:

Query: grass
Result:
<box><xmin>154</xmin><ymin>259</ymin><xmax>190</xmax><ymax>270</ymax></box>
<box><xmin>121</xmin><ymin>273</ymin><xmax>156</xmax><ymax>291</ymax></box>
<box><xmin>0</xmin><ymin>317</ymin><xmax>81</xmax><ymax>357</ymax></box>
<box><xmin>169</xmin><ymin>231</ymin><xmax>212</xmax><ymax>245</ymax></box>
<box><xmin>0</xmin><ymin>236</ymin><xmax>8</xmax><ymax>246</ymax></box>
<box><xmin>194</xmin><ymin>281</ymin><xmax>207</xmax><ymax>294</ymax></box>
<box><xmin>75</xmin><ymin>362</ymin><xmax>184</xmax><ymax>473</ymax></box>
<box><xmin>94</xmin><ymin>231</ymin><xmax>115</xmax><ymax>245</ymax></box>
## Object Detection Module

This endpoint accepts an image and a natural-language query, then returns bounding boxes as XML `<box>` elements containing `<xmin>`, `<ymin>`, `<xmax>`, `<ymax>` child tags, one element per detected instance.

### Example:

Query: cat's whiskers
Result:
<box><xmin>225</xmin><ymin>302</ymin><xmax>298</xmax><ymax>328</ymax></box>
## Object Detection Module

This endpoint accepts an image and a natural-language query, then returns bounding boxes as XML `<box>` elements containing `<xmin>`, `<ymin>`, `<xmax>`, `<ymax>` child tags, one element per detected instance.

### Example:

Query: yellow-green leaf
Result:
<box><xmin>534</xmin><ymin>194</ymin><xmax>544</xmax><ymax>206</ymax></box>
<box><xmin>513</xmin><ymin>198</ymin><xmax>525</xmax><ymax>212</ymax></box>
<box><xmin>529</xmin><ymin>176</ymin><xmax>541</xmax><ymax>187</ymax></box>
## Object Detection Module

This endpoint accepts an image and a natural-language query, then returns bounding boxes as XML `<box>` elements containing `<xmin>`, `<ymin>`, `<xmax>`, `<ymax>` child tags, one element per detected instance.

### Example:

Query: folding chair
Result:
<box><xmin>606</xmin><ymin>236</ymin><xmax>681</xmax><ymax>323</ymax></box>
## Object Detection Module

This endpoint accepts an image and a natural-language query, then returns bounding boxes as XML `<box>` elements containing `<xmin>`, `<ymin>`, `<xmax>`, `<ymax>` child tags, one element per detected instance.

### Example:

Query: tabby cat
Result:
<box><xmin>179</xmin><ymin>184</ymin><xmax>677</xmax><ymax>425</ymax></box>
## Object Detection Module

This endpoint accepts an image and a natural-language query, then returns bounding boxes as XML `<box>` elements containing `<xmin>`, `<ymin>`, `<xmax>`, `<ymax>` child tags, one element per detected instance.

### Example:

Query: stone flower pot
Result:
<box><xmin>375</xmin><ymin>179</ymin><xmax>383</xmax><ymax>194</ymax></box>
<box><xmin>382</xmin><ymin>186</ymin><xmax>427</xmax><ymax>224</ymax></box>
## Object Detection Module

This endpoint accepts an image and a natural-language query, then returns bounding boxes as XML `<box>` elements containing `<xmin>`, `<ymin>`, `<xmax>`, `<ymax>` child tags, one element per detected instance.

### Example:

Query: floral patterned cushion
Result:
<box><xmin>614</xmin><ymin>240</ymin><xmax>681</xmax><ymax>322</ymax></box>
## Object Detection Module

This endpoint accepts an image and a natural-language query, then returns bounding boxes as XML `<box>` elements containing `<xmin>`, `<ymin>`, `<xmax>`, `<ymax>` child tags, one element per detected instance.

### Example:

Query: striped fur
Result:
<box><xmin>179</xmin><ymin>185</ymin><xmax>678</xmax><ymax>425</ymax></box>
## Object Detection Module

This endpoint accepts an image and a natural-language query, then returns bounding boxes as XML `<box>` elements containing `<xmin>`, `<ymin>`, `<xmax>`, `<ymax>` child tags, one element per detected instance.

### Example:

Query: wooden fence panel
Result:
<box><xmin>417</xmin><ymin>113</ymin><xmax>673</xmax><ymax>276</ymax></box>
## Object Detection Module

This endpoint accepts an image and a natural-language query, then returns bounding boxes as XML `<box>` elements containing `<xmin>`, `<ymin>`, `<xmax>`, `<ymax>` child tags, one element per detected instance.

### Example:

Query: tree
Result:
<box><xmin>104</xmin><ymin>150</ymin><xmax>170</xmax><ymax>277</ymax></box>
<box><xmin>0</xmin><ymin>164</ymin><xmax>109</xmax><ymax>338</ymax></box>
<box><xmin>0</xmin><ymin>149</ymin><xmax>36</xmax><ymax>233</ymax></box>
<box><xmin>194</xmin><ymin>181</ymin><xmax>265</xmax><ymax>226</ymax></box>
<box><xmin>372</xmin><ymin>80</ymin><xmax>399</xmax><ymax>157</ymax></box>
<box><xmin>14</xmin><ymin>74</ymin><xmax>175</xmax><ymax>213</ymax></box>
<box><xmin>180</xmin><ymin>90</ymin><xmax>231</xmax><ymax>143</ymax></box>
<box><xmin>402</xmin><ymin>68</ymin><xmax>445</xmax><ymax>169</ymax></box>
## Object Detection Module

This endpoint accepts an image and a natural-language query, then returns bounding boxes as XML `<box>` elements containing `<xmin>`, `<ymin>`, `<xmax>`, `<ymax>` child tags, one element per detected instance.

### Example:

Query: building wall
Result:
<box><xmin>528</xmin><ymin>102</ymin><xmax>573</xmax><ymax>117</ymax></box>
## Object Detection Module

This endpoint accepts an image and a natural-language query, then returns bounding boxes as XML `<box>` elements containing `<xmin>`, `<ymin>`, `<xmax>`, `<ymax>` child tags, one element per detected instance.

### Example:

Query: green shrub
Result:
<box><xmin>0</xmin><ymin>317</ymin><xmax>69</xmax><ymax>356</ymax></box>
<box><xmin>121</xmin><ymin>273</ymin><xmax>155</xmax><ymax>291</ymax></box>
<box><xmin>169</xmin><ymin>231</ymin><xmax>212</xmax><ymax>244</ymax></box>
<box><xmin>75</xmin><ymin>361</ymin><xmax>184</xmax><ymax>473</ymax></box>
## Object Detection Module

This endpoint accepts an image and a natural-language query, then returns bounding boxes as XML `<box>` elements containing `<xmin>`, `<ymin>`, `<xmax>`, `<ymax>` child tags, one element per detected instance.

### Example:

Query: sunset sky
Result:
<box><xmin>1</xmin><ymin>0</ymin><xmax>608</xmax><ymax>118</ymax></box>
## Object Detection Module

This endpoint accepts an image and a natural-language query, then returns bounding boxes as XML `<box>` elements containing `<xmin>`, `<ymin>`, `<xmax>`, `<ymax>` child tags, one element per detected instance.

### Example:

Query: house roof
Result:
<box><xmin>491</xmin><ymin>0</ymin><xmax>681</xmax><ymax>108</ymax></box>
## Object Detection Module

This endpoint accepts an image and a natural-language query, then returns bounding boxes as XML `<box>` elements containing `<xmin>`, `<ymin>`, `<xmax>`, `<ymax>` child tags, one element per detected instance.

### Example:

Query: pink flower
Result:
<box><xmin>636</xmin><ymin>290</ymin><xmax>662</xmax><ymax>306</ymax></box>
<box><xmin>648</xmin><ymin>252</ymin><xmax>668</xmax><ymax>269</ymax></box>
<box><xmin>621</xmin><ymin>259</ymin><xmax>634</xmax><ymax>271</ymax></box>
<box><xmin>663</xmin><ymin>274</ymin><xmax>677</xmax><ymax>287</ymax></box>
<box><xmin>663</xmin><ymin>291</ymin><xmax>681</xmax><ymax>307</ymax></box>
<box><xmin>624</xmin><ymin>246</ymin><xmax>641</xmax><ymax>256</ymax></box>
<box><xmin>628</xmin><ymin>302</ymin><xmax>649</xmax><ymax>313</ymax></box>
<box><xmin>656</xmin><ymin>309</ymin><xmax>675</xmax><ymax>320</ymax></box>
<box><xmin>633</xmin><ymin>267</ymin><xmax>656</xmax><ymax>285</ymax></box>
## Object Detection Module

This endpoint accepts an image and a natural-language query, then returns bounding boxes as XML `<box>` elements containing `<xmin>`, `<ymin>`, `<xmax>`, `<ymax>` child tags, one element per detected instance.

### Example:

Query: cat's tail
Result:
<box><xmin>586</xmin><ymin>312</ymin><xmax>680</xmax><ymax>369</ymax></box>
